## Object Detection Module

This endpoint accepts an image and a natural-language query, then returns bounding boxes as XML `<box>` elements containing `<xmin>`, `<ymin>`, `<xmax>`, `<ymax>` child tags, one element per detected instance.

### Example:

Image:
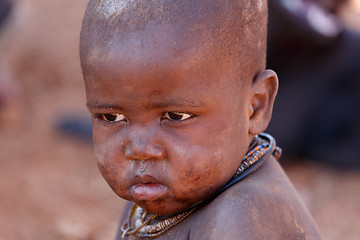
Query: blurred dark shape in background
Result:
<box><xmin>0</xmin><ymin>0</ymin><xmax>15</xmax><ymax>119</ymax></box>
<box><xmin>56</xmin><ymin>115</ymin><xmax>93</xmax><ymax>143</ymax></box>
<box><xmin>267</xmin><ymin>0</ymin><xmax>360</xmax><ymax>168</ymax></box>
<box><xmin>0</xmin><ymin>0</ymin><xmax>12</xmax><ymax>30</ymax></box>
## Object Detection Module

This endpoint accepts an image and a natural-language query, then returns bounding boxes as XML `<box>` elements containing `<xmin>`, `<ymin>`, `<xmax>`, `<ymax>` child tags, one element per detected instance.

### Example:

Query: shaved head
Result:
<box><xmin>80</xmin><ymin>0</ymin><xmax>268</xmax><ymax>83</ymax></box>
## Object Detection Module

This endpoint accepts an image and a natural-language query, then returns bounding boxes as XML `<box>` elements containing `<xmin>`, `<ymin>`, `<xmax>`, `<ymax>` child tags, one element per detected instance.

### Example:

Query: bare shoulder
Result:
<box><xmin>115</xmin><ymin>157</ymin><xmax>321</xmax><ymax>240</ymax></box>
<box><xmin>189</xmin><ymin>156</ymin><xmax>322</xmax><ymax>240</ymax></box>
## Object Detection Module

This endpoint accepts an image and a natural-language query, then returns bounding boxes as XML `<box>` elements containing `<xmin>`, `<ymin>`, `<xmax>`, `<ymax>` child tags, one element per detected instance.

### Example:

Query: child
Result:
<box><xmin>80</xmin><ymin>0</ymin><xmax>321</xmax><ymax>239</ymax></box>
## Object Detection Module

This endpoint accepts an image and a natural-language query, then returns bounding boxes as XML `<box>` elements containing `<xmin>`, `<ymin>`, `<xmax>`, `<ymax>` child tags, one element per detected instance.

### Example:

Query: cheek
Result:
<box><xmin>178</xmin><ymin>110</ymin><xmax>249</xmax><ymax>186</ymax></box>
<box><xmin>94</xmin><ymin>140</ymin><xmax>119</xmax><ymax>182</ymax></box>
<box><xmin>94</xmin><ymin>141</ymin><xmax>134</xmax><ymax>200</ymax></box>
<box><xmin>92</xmin><ymin>125</ymin><xmax>123</xmax><ymax>165</ymax></box>
<box><xmin>93</xmin><ymin>132</ymin><xmax>117</xmax><ymax>168</ymax></box>
<box><xmin>170</xmin><ymin>131</ymin><xmax>240</xmax><ymax>196</ymax></box>
<box><xmin>92</xmin><ymin>130</ymin><xmax>130</xmax><ymax>190</ymax></box>
<box><xmin>93</xmin><ymin>138</ymin><xmax>114</xmax><ymax>166</ymax></box>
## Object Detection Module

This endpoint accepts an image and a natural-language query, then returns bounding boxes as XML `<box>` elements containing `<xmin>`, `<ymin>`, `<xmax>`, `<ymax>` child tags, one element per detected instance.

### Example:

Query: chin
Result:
<box><xmin>139</xmin><ymin>200</ymin><xmax>189</xmax><ymax>216</ymax></box>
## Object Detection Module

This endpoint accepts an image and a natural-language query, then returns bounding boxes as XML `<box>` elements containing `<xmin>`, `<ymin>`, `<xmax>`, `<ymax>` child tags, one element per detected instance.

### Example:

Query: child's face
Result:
<box><xmin>83</xmin><ymin>30</ymin><xmax>254</xmax><ymax>215</ymax></box>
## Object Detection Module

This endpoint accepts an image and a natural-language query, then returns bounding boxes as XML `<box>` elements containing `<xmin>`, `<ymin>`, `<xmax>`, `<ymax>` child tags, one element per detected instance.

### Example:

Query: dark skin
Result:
<box><xmin>83</xmin><ymin>24</ymin><xmax>276</xmax><ymax>216</ymax></box>
<box><xmin>117</xmin><ymin>157</ymin><xmax>321</xmax><ymax>240</ymax></box>
<box><xmin>80</xmin><ymin>0</ymin><xmax>321</xmax><ymax>239</ymax></box>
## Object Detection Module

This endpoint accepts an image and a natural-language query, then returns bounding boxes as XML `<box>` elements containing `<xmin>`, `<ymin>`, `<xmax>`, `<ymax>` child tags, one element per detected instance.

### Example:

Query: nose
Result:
<box><xmin>123</xmin><ymin>126</ymin><xmax>166</xmax><ymax>161</ymax></box>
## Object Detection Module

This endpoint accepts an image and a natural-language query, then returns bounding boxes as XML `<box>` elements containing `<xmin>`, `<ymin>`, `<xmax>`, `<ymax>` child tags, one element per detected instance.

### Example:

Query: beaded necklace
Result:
<box><xmin>120</xmin><ymin>133</ymin><xmax>281</xmax><ymax>239</ymax></box>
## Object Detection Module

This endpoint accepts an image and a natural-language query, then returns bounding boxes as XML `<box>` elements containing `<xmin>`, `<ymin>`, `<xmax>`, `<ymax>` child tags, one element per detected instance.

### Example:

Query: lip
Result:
<box><xmin>131</xmin><ymin>183</ymin><xmax>168</xmax><ymax>201</ymax></box>
<box><xmin>130</xmin><ymin>175</ymin><xmax>167</xmax><ymax>201</ymax></box>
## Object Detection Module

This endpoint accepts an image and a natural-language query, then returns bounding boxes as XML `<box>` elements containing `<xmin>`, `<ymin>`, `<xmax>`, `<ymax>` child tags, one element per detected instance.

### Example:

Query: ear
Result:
<box><xmin>248</xmin><ymin>69</ymin><xmax>278</xmax><ymax>135</ymax></box>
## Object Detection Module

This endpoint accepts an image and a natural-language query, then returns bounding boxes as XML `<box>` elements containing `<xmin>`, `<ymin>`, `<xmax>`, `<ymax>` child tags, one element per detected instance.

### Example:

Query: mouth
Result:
<box><xmin>131</xmin><ymin>183</ymin><xmax>168</xmax><ymax>201</ymax></box>
<box><xmin>129</xmin><ymin>172</ymin><xmax>168</xmax><ymax>201</ymax></box>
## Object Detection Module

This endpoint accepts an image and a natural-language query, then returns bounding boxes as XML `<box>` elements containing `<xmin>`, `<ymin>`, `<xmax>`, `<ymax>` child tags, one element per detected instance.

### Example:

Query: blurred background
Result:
<box><xmin>0</xmin><ymin>0</ymin><xmax>359</xmax><ymax>239</ymax></box>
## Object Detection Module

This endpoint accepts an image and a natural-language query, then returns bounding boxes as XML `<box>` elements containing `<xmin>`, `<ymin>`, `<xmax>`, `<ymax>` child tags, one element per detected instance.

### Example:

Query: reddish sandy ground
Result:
<box><xmin>0</xmin><ymin>1</ymin><xmax>359</xmax><ymax>240</ymax></box>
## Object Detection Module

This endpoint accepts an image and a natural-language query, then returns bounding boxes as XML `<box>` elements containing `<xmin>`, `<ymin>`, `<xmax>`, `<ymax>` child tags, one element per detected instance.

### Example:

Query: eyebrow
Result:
<box><xmin>86</xmin><ymin>102</ymin><xmax>124</xmax><ymax>110</ymax></box>
<box><xmin>147</xmin><ymin>98</ymin><xmax>206</xmax><ymax>109</ymax></box>
<box><xmin>86</xmin><ymin>98</ymin><xmax>206</xmax><ymax>111</ymax></box>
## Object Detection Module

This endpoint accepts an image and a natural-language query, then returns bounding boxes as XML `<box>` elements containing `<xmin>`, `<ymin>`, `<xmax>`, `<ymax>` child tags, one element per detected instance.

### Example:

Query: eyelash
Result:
<box><xmin>94</xmin><ymin>113</ymin><xmax>127</xmax><ymax>123</ymax></box>
<box><xmin>94</xmin><ymin>112</ymin><xmax>196</xmax><ymax>124</ymax></box>
<box><xmin>162</xmin><ymin>112</ymin><xmax>194</xmax><ymax>121</ymax></box>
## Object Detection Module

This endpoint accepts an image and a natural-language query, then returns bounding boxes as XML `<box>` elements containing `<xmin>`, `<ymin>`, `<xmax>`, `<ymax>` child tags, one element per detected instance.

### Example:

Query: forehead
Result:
<box><xmin>82</xmin><ymin>21</ymin><xmax>247</xmax><ymax>90</ymax></box>
<box><xmin>84</xmin><ymin>22</ymin><xmax>210</xmax><ymax>69</ymax></box>
<box><xmin>84</xmin><ymin>36</ymin><xmax>239</xmax><ymax>96</ymax></box>
<box><xmin>82</xmin><ymin>27</ymin><xmax>254</xmax><ymax>114</ymax></box>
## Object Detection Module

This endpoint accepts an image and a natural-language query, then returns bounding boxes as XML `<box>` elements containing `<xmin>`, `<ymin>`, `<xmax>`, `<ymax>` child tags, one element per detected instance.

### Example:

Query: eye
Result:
<box><xmin>96</xmin><ymin>113</ymin><xmax>127</xmax><ymax>122</ymax></box>
<box><xmin>163</xmin><ymin>112</ymin><xmax>193</xmax><ymax>121</ymax></box>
